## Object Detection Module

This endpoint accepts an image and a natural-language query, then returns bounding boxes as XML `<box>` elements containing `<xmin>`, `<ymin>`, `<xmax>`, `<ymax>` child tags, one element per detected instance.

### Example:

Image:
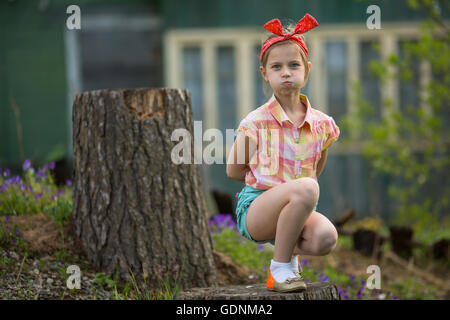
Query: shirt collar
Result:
<box><xmin>267</xmin><ymin>93</ymin><xmax>314</xmax><ymax>131</ymax></box>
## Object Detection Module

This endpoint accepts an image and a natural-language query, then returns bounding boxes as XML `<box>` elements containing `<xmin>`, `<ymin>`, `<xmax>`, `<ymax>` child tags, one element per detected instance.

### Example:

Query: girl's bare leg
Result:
<box><xmin>292</xmin><ymin>211</ymin><xmax>338</xmax><ymax>256</ymax></box>
<box><xmin>245</xmin><ymin>177</ymin><xmax>320</xmax><ymax>262</ymax></box>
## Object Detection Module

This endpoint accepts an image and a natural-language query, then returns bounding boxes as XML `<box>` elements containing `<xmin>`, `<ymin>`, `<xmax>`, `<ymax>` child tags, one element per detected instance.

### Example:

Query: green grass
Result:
<box><xmin>211</xmin><ymin>227</ymin><xmax>273</xmax><ymax>279</ymax></box>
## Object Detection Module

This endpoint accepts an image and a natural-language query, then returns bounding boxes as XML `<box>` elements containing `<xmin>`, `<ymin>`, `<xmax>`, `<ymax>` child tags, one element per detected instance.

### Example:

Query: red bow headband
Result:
<box><xmin>260</xmin><ymin>14</ymin><xmax>319</xmax><ymax>63</ymax></box>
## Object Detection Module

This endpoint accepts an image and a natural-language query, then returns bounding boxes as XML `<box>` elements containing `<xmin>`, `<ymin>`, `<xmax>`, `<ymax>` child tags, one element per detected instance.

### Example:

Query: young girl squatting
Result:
<box><xmin>226</xmin><ymin>14</ymin><xmax>340</xmax><ymax>292</ymax></box>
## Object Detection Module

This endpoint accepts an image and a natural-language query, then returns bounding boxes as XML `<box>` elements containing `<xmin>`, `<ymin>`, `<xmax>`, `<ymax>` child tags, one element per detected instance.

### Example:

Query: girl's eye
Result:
<box><xmin>291</xmin><ymin>63</ymin><xmax>301</xmax><ymax>67</ymax></box>
<box><xmin>272</xmin><ymin>65</ymin><xmax>280</xmax><ymax>69</ymax></box>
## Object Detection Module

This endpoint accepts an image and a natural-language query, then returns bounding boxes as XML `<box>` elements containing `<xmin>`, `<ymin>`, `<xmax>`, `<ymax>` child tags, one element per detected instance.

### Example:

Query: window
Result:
<box><xmin>254</xmin><ymin>44</ymin><xmax>266</xmax><ymax>107</ymax></box>
<box><xmin>216</xmin><ymin>46</ymin><xmax>237</xmax><ymax>134</ymax></box>
<box><xmin>326</xmin><ymin>41</ymin><xmax>347</xmax><ymax>127</ymax></box>
<box><xmin>166</xmin><ymin>23</ymin><xmax>428</xmax><ymax>153</ymax></box>
<box><xmin>360</xmin><ymin>41</ymin><xmax>381</xmax><ymax>122</ymax></box>
<box><xmin>398</xmin><ymin>39</ymin><xmax>421</xmax><ymax>119</ymax></box>
<box><xmin>182</xmin><ymin>47</ymin><xmax>203</xmax><ymax>122</ymax></box>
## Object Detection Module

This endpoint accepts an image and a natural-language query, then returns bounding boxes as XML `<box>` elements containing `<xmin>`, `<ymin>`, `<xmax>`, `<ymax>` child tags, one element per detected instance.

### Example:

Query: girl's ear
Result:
<box><xmin>308</xmin><ymin>61</ymin><xmax>312</xmax><ymax>71</ymax></box>
<box><xmin>259</xmin><ymin>66</ymin><xmax>267</xmax><ymax>81</ymax></box>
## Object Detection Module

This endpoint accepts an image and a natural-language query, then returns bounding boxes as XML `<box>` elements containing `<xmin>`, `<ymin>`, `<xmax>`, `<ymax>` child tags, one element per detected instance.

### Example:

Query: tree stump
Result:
<box><xmin>389</xmin><ymin>226</ymin><xmax>413</xmax><ymax>260</ymax></box>
<box><xmin>177</xmin><ymin>282</ymin><xmax>341</xmax><ymax>300</ymax></box>
<box><xmin>352</xmin><ymin>228</ymin><xmax>385</xmax><ymax>260</ymax></box>
<box><xmin>72</xmin><ymin>88</ymin><xmax>217</xmax><ymax>289</ymax></box>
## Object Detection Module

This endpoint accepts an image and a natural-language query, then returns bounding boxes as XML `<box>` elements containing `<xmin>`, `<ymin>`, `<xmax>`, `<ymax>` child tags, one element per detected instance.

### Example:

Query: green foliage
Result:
<box><xmin>212</xmin><ymin>228</ymin><xmax>273</xmax><ymax>278</ymax></box>
<box><xmin>111</xmin><ymin>269</ymin><xmax>182</xmax><ymax>300</ymax></box>
<box><xmin>0</xmin><ymin>220</ymin><xmax>29</xmax><ymax>253</ymax></box>
<box><xmin>390</xmin><ymin>277</ymin><xmax>441</xmax><ymax>300</ymax></box>
<box><xmin>94</xmin><ymin>272</ymin><xmax>117</xmax><ymax>288</ymax></box>
<box><xmin>0</xmin><ymin>162</ymin><xmax>72</xmax><ymax>217</ymax></box>
<box><xmin>340</xmin><ymin>1</ymin><xmax>450</xmax><ymax>235</ymax></box>
<box><xmin>44</xmin><ymin>200</ymin><xmax>73</xmax><ymax>228</ymax></box>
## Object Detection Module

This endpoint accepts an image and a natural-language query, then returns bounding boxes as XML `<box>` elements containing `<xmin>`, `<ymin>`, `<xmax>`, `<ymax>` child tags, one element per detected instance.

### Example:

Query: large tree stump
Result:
<box><xmin>178</xmin><ymin>282</ymin><xmax>341</xmax><ymax>300</ymax></box>
<box><xmin>72</xmin><ymin>88</ymin><xmax>217</xmax><ymax>289</ymax></box>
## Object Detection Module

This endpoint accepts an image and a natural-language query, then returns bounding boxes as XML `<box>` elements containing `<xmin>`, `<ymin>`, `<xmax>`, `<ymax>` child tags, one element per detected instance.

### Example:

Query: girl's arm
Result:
<box><xmin>316</xmin><ymin>148</ymin><xmax>328</xmax><ymax>179</ymax></box>
<box><xmin>226</xmin><ymin>131</ymin><xmax>257</xmax><ymax>182</ymax></box>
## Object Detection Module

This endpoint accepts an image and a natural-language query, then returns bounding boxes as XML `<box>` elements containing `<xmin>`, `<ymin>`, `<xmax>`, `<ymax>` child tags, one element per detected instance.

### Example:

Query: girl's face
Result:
<box><xmin>260</xmin><ymin>42</ymin><xmax>311</xmax><ymax>96</ymax></box>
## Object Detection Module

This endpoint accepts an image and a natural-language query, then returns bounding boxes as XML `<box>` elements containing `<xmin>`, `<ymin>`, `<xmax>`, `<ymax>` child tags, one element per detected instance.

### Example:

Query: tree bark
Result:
<box><xmin>178</xmin><ymin>282</ymin><xmax>341</xmax><ymax>300</ymax></box>
<box><xmin>71</xmin><ymin>88</ymin><xmax>217</xmax><ymax>290</ymax></box>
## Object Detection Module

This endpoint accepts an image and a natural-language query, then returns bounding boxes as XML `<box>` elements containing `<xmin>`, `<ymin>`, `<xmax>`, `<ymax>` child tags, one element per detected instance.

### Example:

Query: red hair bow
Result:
<box><xmin>260</xmin><ymin>13</ymin><xmax>319</xmax><ymax>63</ymax></box>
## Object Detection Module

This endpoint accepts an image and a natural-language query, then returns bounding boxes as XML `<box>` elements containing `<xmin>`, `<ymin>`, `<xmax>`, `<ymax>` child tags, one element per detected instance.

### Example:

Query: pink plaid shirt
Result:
<box><xmin>237</xmin><ymin>93</ymin><xmax>340</xmax><ymax>190</ymax></box>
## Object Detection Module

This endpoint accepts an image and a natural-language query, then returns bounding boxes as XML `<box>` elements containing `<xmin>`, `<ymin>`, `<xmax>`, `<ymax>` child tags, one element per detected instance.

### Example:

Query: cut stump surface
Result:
<box><xmin>178</xmin><ymin>282</ymin><xmax>341</xmax><ymax>300</ymax></box>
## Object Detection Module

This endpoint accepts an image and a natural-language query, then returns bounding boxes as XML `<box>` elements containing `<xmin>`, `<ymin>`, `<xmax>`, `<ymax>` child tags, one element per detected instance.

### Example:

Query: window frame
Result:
<box><xmin>163</xmin><ymin>22</ymin><xmax>428</xmax><ymax>154</ymax></box>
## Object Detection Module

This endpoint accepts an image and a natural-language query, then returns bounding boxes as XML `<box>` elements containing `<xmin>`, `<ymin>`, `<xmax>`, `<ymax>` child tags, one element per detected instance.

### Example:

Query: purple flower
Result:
<box><xmin>301</xmin><ymin>258</ymin><xmax>310</xmax><ymax>268</ymax></box>
<box><xmin>34</xmin><ymin>193</ymin><xmax>43</xmax><ymax>200</ymax></box>
<box><xmin>4</xmin><ymin>215</ymin><xmax>9</xmax><ymax>223</ymax></box>
<box><xmin>36</xmin><ymin>169</ymin><xmax>46</xmax><ymax>179</ymax></box>
<box><xmin>15</xmin><ymin>228</ymin><xmax>19</xmax><ymax>236</ymax></box>
<box><xmin>257</xmin><ymin>244</ymin><xmax>264</xmax><ymax>251</ymax></box>
<box><xmin>52</xmin><ymin>195</ymin><xmax>57</xmax><ymax>201</ymax></box>
<box><xmin>209</xmin><ymin>214</ymin><xmax>237</xmax><ymax>231</ymax></box>
<box><xmin>356</xmin><ymin>289</ymin><xmax>363</xmax><ymax>299</ymax></box>
<box><xmin>320</xmin><ymin>275</ymin><xmax>329</xmax><ymax>282</ymax></box>
<box><xmin>11</xmin><ymin>240</ymin><xmax>15</xmax><ymax>245</ymax></box>
<box><xmin>349</xmin><ymin>275</ymin><xmax>356</xmax><ymax>281</ymax></box>
<box><xmin>3</xmin><ymin>168</ymin><xmax>11</xmax><ymax>177</ymax></box>
<box><xmin>8</xmin><ymin>176</ymin><xmax>20</xmax><ymax>184</ymax></box>
<box><xmin>22</xmin><ymin>159</ymin><xmax>32</xmax><ymax>171</ymax></box>
<box><xmin>49</xmin><ymin>162</ymin><xmax>56</xmax><ymax>170</ymax></box>
<box><xmin>66</xmin><ymin>179</ymin><xmax>72</xmax><ymax>186</ymax></box>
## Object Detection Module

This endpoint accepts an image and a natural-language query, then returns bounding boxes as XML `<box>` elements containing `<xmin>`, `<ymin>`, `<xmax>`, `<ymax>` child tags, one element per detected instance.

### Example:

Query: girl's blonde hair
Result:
<box><xmin>260</xmin><ymin>19</ymin><xmax>311</xmax><ymax>98</ymax></box>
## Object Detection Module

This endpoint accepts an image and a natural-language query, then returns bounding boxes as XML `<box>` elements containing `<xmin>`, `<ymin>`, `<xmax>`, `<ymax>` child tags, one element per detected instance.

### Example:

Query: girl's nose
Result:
<box><xmin>281</xmin><ymin>67</ymin><xmax>291</xmax><ymax>77</ymax></box>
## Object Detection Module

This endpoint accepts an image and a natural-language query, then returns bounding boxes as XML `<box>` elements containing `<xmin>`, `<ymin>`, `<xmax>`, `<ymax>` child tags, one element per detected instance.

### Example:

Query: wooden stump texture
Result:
<box><xmin>178</xmin><ymin>282</ymin><xmax>341</xmax><ymax>300</ymax></box>
<box><xmin>72</xmin><ymin>88</ymin><xmax>217</xmax><ymax>289</ymax></box>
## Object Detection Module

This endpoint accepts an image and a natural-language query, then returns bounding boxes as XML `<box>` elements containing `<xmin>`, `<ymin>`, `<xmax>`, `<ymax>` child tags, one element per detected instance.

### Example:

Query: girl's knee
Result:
<box><xmin>288</xmin><ymin>178</ymin><xmax>320</xmax><ymax>210</ymax></box>
<box><xmin>317</xmin><ymin>227</ymin><xmax>338</xmax><ymax>255</ymax></box>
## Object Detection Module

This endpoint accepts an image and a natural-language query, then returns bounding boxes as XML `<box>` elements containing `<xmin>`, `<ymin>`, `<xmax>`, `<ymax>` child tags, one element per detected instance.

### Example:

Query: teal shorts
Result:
<box><xmin>235</xmin><ymin>184</ymin><xmax>318</xmax><ymax>245</ymax></box>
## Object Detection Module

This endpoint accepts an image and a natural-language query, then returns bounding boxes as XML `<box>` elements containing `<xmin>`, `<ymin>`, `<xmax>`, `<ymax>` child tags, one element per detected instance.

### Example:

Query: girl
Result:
<box><xmin>226</xmin><ymin>14</ymin><xmax>340</xmax><ymax>293</ymax></box>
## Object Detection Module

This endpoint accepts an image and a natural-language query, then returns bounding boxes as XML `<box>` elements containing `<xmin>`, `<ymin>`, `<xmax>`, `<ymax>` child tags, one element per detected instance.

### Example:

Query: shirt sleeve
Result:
<box><xmin>321</xmin><ymin>116</ymin><xmax>340</xmax><ymax>152</ymax></box>
<box><xmin>237</xmin><ymin>116</ymin><xmax>258</xmax><ymax>144</ymax></box>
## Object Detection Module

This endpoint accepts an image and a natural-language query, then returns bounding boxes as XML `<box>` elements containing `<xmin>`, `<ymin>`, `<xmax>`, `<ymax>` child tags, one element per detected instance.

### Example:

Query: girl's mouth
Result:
<box><xmin>282</xmin><ymin>81</ymin><xmax>293</xmax><ymax>86</ymax></box>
